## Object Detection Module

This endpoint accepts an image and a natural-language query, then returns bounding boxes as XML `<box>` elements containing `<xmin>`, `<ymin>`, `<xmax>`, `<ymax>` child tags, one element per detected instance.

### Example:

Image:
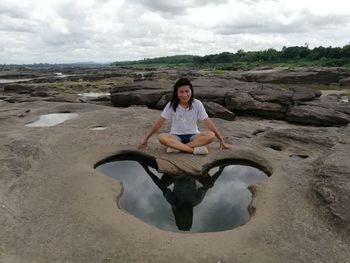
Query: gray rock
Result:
<box><xmin>30</xmin><ymin>87</ymin><xmax>52</xmax><ymax>97</ymax></box>
<box><xmin>286</xmin><ymin>105</ymin><xmax>350</xmax><ymax>126</ymax></box>
<box><xmin>155</xmin><ymin>94</ymin><xmax>170</xmax><ymax>110</ymax></box>
<box><xmin>225</xmin><ymin>92</ymin><xmax>286</xmax><ymax>119</ymax></box>
<box><xmin>339</xmin><ymin>77</ymin><xmax>350</xmax><ymax>86</ymax></box>
<box><xmin>249</xmin><ymin>87</ymin><xmax>293</xmax><ymax>106</ymax></box>
<box><xmin>4</xmin><ymin>84</ymin><xmax>34</xmax><ymax>94</ymax></box>
<box><xmin>89</xmin><ymin>95</ymin><xmax>111</xmax><ymax>102</ymax></box>
<box><xmin>236</xmin><ymin>67</ymin><xmax>350</xmax><ymax>84</ymax></box>
<box><xmin>111</xmin><ymin>89</ymin><xmax>169</xmax><ymax>107</ymax></box>
<box><xmin>290</xmin><ymin>86</ymin><xmax>321</xmax><ymax>101</ymax></box>
<box><xmin>300</xmin><ymin>97</ymin><xmax>350</xmax><ymax>116</ymax></box>
<box><xmin>313</xmin><ymin>131</ymin><xmax>350</xmax><ymax>237</ymax></box>
<box><xmin>110</xmin><ymin>80</ymin><xmax>173</xmax><ymax>107</ymax></box>
<box><xmin>203</xmin><ymin>101</ymin><xmax>235</xmax><ymax>121</ymax></box>
<box><xmin>1</xmin><ymin>98</ymin><xmax>350</xmax><ymax>262</ymax></box>
<box><xmin>132</xmin><ymin>72</ymin><xmax>155</xmax><ymax>81</ymax></box>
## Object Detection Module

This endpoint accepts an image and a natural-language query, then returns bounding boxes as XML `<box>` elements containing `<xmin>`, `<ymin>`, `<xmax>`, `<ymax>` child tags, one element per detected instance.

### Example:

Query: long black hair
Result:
<box><xmin>169</xmin><ymin>78</ymin><xmax>194</xmax><ymax>112</ymax></box>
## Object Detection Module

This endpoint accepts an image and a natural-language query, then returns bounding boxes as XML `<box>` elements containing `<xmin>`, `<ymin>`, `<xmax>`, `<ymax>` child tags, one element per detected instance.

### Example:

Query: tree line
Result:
<box><xmin>111</xmin><ymin>45</ymin><xmax>350</xmax><ymax>68</ymax></box>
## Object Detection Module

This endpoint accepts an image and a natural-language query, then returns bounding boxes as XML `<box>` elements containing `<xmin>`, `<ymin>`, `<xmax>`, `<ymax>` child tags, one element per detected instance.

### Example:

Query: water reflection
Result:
<box><xmin>26</xmin><ymin>113</ymin><xmax>78</xmax><ymax>127</ymax></box>
<box><xmin>96</xmin><ymin>158</ymin><xmax>268</xmax><ymax>233</ymax></box>
<box><xmin>142</xmin><ymin>164</ymin><xmax>224</xmax><ymax>231</ymax></box>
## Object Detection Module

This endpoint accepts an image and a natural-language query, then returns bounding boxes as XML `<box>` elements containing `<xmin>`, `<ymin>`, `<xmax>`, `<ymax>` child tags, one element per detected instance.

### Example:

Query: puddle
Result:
<box><xmin>96</xmin><ymin>155</ymin><xmax>269</xmax><ymax>233</ymax></box>
<box><xmin>340</xmin><ymin>96</ymin><xmax>349</xmax><ymax>103</ymax></box>
<box><xmin>78</xmin><ymin>92</ymin><xmax>110</xmax><ymax>97</ymax></box>
<box><xmin>0</xmin><ymin>78</ymin><xmax>32</xmax><ymax>84</ymax></box>
<box><xmin>54</xmin><ymin>72</ymin><xmax>68</xmax><ymax>78</ymax></box>
<box><xmin>26</xmin><ymin>113</ymin><xmax>78</xmax><ymax>127</ymax></box>
<box><xmin>90</xmin><ymin>126</ymin><xmax>107</xmax><ymax>131</ymax></box>
<box><xmin>53</xmin><ymin>73</ymin><xmax>77</xmax><ymax>78</ymax></box>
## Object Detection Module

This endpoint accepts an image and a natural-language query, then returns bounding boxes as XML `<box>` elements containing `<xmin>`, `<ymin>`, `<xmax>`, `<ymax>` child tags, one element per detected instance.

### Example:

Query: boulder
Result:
<box><xmin>203</xmin><ymin>101</ymin><xmax>236</xmax><ymax>121</ymax></box>
<box><xmin>132</xmin><ymin>72</ymin><xmax>155</xmax><ymax>81</ymax></box>
<box><xmin>300</xmin><ymin>97</ymin><xmax>350</xmax><ymax>116</ymax></box>
<box><xmin>339</xmin><ymin>77</ymin><xmax>350</xmax><ymax>86</ymax></box>
<box><xmin>289</xmin><ymin>86</ymin><xmax>321</xmax><ymax>102</ymax></box>
<box><xmin>4</xmin><ymin>84</ymin><xmax>34</xmax><ymax>94</ymax></box>
<box><xmin>110</xmin><ymin>80</ymin><xmax>173</xmax><ymax>107</ymax></box>
<box><xmin>225</xmin><ymin>92</ymin><xmax>286</xmax><ymax>119</ymax></box>
<box><xmin>110</xmin><ymin>89</ymin><xmax>169</xmax><ymax>108</ymax></box>
<box><xmin>286</xmin><ymin>105</ymin><xmax>350</xmax><ymax>126</ymax></box>
<box><xmin>155</xmin><ymin>94</ymin><xmax>171</xmax><ymax>110</ymax></box>
<box><xmin>236</xmin><ymin>67</ymin><xmax>348</xmax><ymax>84</ymax></box>
<box><xmin>191</xmin><ymin>79</ymin><xmax>237</xmax><ymax>105</ymax></box>
<box><xmin>30</xmin><ymin>87</ymin><xmax>52</xmax><ymax>97</ymax></box>
<box><xmin>249</xmin><ymin>87</ymin><xmax>293</xmax><ymax>106</ymax></box>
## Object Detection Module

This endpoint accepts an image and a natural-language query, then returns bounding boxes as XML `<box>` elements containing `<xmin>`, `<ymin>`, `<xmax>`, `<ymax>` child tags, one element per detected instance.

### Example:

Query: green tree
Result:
<box><xmin>342</xmin><ymin>44</ymin><xmax>350</xmax><ymax>58</ymax></box>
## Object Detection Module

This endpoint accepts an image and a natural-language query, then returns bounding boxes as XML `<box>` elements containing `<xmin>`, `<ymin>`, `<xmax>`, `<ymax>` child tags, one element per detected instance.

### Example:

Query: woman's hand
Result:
<box><xmin>137</xmin><ymin>140</ymin><xmax>149</xmax><ymax>150</ymax></box>
<box><xmin>203</xmin><ymin>118</ymin><xmax>231</xmax><ymax>150</ymax></box>
<box><xmin>137</xmin><ymin>116</ymin><xmax>166</xmax><ymax>150</ymax></box>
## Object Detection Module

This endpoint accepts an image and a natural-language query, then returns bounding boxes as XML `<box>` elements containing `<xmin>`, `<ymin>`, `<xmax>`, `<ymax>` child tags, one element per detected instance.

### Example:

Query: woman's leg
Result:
<box><xmin>186</xmin><ymin>131</ymin><xmax>215</xmax><ymax>148</ymax></box>
<box><xmin>158</xmin><ymin>133</ymin><xmax>193</xmax><ymax>153</ymax></box>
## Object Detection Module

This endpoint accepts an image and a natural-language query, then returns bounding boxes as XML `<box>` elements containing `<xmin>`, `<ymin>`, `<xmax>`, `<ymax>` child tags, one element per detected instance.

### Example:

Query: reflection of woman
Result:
<box><xmin>138</xmin><ymin>78</ymin><xmax>230</xmax><ymax>155</ymax></box>
<box><xmin>141</xmin><ymin>163</ymin><xmax>225</xmax><ymax>231</ymax></box>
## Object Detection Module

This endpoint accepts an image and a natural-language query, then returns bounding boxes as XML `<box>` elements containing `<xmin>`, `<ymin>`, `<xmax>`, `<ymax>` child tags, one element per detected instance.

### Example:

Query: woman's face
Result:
<box><xmin>177</xmin><ymin>85</ymin><xmax>192</xmax><ymax>104</ymax></box>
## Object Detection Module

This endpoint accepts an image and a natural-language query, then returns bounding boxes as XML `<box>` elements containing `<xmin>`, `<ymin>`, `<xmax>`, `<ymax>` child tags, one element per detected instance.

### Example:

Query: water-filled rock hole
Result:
<box><xmin>78</xmin><ymin>92</ymin><xmax>110</xmax><ymax>98</ymax></box>
<box><xmin>25</xmin><ymin>112</ymin><xmax>78</xmax><ymax>127</ymax></box>
<box><xmin>95</xmin><ymin>152</ymin><xmax>270</xmax><ymax>233</ymax></box>
<box><xmin>290</xmin><ymin>154</ymin><xmax>309</xmax><ymax>160</ymax></box>
<box><xmin>89</xmin><ymin>125</ymin><xmax>107</xmax><ymax>131</ymax></box>
<box><xmin>264</xmin><ymin>144</ymin><xmax>283</xmax><ymax>151</ymax></box>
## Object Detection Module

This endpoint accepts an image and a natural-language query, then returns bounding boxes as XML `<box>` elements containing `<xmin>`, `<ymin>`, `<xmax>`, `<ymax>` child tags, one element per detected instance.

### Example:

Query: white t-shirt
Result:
<box><xmin>161</xmin><ymin>99</ymin><xmax>208</xmax><ymax>135</ymax></box>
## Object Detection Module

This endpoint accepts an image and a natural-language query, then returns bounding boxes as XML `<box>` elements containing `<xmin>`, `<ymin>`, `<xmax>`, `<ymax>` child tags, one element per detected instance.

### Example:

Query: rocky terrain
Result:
<box><xmin>2</xmin><ymin>67</ymin><xmax>349</xmax><ymax>125</ymax></box>
<box><xmin>0</xmin><ymin>67</ymin><xmax>349</xmax><ymax>262</ymax></box>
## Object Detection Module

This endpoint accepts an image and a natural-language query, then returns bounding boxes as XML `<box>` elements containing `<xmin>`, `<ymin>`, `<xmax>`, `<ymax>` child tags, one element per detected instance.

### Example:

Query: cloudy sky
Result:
<box><xmin>1</xmin><ymin>0</ymin><xmax>350</xmax><ymax>64</ymax></box>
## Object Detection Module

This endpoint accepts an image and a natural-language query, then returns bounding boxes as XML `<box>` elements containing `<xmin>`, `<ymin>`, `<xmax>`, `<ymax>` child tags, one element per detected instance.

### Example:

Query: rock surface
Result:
<box><xmin>108</xmin><ymin>75</ymin><xmax>349</xmax><ymax>126</ymax></box>
<box><xmin>202</xmin><ymin>101</ymin><xmax>236</xmax><ymax>121</ymax></box>
<box><xmin>0</xmin><ymin>96</ymin><xmax>349</xmax><ymax>262</ymax></box>
<box><xmin>231</xmin><ymin>67</ymin><xmax>350</xmax><ymax>84</ymax></box>
<box><xmin>286</xmin><ymin>105</ymin><xmax>350</xmax><ymax>126</ymax></box>
<box><xmin>2</xmin><ymin>67</ymin><xmax>350</xmax><ymax>126</ymax></box>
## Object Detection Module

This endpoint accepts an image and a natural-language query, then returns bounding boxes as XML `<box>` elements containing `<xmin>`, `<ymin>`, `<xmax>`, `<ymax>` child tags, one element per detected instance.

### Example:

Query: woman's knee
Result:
<box><xmin>206</xmin><ymin>131</ymin><xmax>215</xmax><ymax>142</ymax></box>
<box><xmin>158</xmin><ymin>133</ymin><xmax>169</xmax><ymax>144</ymax></box>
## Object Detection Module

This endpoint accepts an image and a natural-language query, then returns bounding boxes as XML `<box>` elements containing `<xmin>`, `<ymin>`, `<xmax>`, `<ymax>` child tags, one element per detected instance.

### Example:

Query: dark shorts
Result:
<box><xmin>174</xmin><ymin>134</ymin><xmax>197</xmax><ymax>144</ymax></box>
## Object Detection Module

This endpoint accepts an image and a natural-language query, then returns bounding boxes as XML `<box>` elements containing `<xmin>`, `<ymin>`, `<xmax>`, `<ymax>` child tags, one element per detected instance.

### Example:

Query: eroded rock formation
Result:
<box><xmin>110</xmin><ymin>77</ymin><xmax>349</xmax><ymax>126</ymax></box>
<box><xmin>0</xmin><ymin>97</ymin><xmax>349</xmax><ymax>262</ymax></box>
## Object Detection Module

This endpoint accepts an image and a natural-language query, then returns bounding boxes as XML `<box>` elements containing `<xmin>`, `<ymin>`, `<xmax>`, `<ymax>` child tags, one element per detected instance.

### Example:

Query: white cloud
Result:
<box><xmin>130</xmin><ymin>0</ymin><xmax>229</xmax><ymax>15</ymax></box>
<box><xmin>0</xmin><ymin>0</ymin><xmax>349</xmax><ymax>64</ymax></box>
<box><xmin>214</xmin><ymin>10</ymin><xmax>350</xmax><ymax>35</ymax></box>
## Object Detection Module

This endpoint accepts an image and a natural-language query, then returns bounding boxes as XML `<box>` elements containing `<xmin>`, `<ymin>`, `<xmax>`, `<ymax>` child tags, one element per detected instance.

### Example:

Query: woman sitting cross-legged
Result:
<box><xmin>138</xmin><ymin>78</ymin><xmax>230</xmax><ymax>155</ymax></box>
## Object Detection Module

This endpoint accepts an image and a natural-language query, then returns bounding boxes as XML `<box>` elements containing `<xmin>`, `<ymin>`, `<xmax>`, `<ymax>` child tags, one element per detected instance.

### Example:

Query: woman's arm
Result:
<box><xmin>138</xmin><ymin>116</ymin><xmax>166</xmax><ymax>149</ymax></box>
<box><xmin>203</xmin><ymin>118</ymin><xmax>231</xmax><ymax>150</ymax></box>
